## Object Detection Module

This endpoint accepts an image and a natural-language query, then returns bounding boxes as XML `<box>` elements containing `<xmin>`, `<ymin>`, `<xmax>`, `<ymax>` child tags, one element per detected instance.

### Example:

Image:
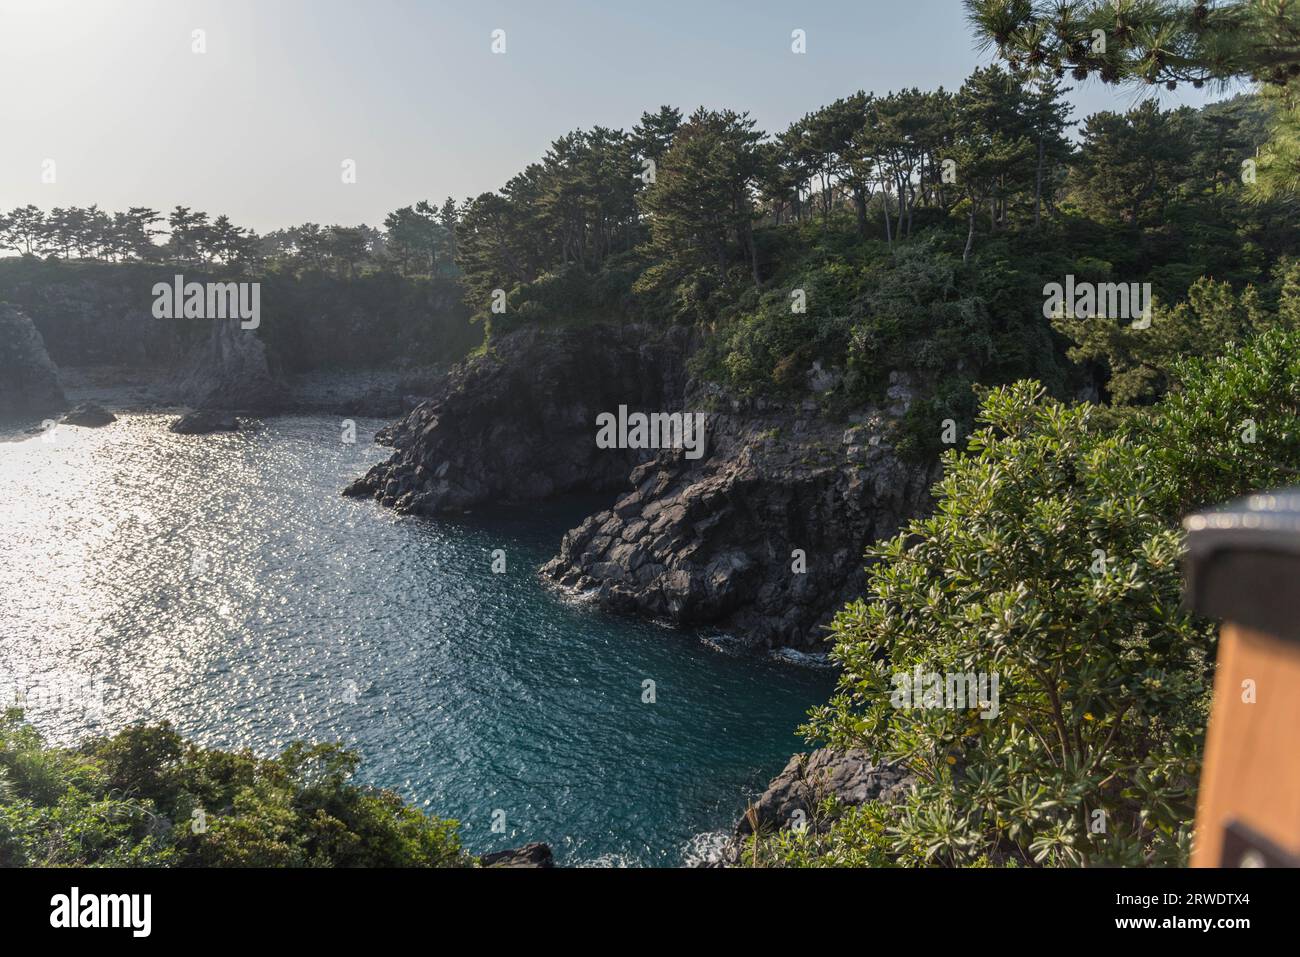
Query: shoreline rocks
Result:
<box><xmin>540</xmin><ymin>403</ymin><xmax>936</xmax><ymax>649</ymax></box>
<box><xmin>737</xmin><ymin>749</ymin><xmax>913</xmax><ymax>836</ymax></box>
<box><xmin>480</xmin><ymin>842</ymin><xmax>555</xmax><ymax>868</ymax></box>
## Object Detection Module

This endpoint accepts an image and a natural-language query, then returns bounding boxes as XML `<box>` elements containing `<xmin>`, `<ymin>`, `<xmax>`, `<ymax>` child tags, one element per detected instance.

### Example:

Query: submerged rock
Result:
<box><xmin>480</xmin><ymin>842</ymin><xmax>555</xmax><ymax>868</ymax></box>
<box><xmin>60</xmin><ymin>402</ymin><xmax>116</xmax><ymax>428</ymax></box>
<box><xmin>169</xmin><ymin>409</ymin><xmax>240</xmax><ymax>434</ymax></box>
<box><xmin>0</xmin><ymin>302</ymin><xmax>68</xmax><ymax>421</ymax></box>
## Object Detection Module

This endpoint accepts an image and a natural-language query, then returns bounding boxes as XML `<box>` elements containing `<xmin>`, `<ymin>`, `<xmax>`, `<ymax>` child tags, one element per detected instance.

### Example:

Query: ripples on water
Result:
<box><xmin>0</xmin><ymin>414</ymin><xmax>836</xmax><ymax>866</ymax></box>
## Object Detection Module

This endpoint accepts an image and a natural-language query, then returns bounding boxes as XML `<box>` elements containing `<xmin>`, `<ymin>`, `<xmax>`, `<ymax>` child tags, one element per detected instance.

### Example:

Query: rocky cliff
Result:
<box><xmin>343</xmin><ymin>324</ymin><xmax>690</xmax><ymax>512</ymax></box>
<box><xmin>0</xmin><ymin>303</ymin><xmax>68</xmax><ymax>421</ymax></box>
<box><xmin>0</xmin><ymin>260</ymin><xmax>468</xmax><ymax>416</ymax></box>
<box><xmin>0</xmin><ymin>264</ymin><xmax>198</xmax><ymax>369</ymax></box>
<box><xmin>539</xmin><ymin>389</ymin><xmax>936</xmax><ymax>648</ymax></box>
<box><xmin>347</xmin><ymin>323</ymin><xmax>936</xmax><ymax>649</ymax></box>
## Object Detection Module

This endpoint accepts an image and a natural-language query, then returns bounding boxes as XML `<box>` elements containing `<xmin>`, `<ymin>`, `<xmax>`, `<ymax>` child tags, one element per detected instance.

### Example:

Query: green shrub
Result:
<box><xmin>0</xmin><ymin>711</ymin><xmax>471</xmax><ymax>868</ymax></box>
<box><xmin>808</xmin><ymin>381</ymin><xmax>1211</xmax><ymax>866</ymax></box>
<box><xmin>1054</xmin><ymin>269</ymin><xmax>1300</xmax><ymax>405</ymax></box>
<box><xmin>802</xmin><ymin>329</ymin><xmax>1300</xmax><ymax>867</ymax></box>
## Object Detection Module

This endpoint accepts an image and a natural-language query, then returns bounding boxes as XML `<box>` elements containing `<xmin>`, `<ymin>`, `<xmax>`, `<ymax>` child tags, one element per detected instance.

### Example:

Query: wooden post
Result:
<box><xmin>1185</xmin><ymin>491</ymin><xmax>1300</xmax><ymax>867</ymax></box>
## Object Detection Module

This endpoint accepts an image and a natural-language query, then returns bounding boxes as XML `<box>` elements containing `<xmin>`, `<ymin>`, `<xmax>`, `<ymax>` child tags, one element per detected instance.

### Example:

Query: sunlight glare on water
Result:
<box><xmin>0</xmin><ymin>413</ymin><xmax>834</xmax><ymax>865</ymax></box>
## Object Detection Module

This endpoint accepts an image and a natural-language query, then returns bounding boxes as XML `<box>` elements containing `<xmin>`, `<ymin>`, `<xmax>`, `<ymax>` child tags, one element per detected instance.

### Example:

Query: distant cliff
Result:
<box><xmin>0</xmin><ymin>257</ymin><xmax>476</xmax><ymax>414</ymax></box>
<box><xmin>0</xmin><ymin>257</ymin><xmax>475</xmax><ymax>375</ymax></box>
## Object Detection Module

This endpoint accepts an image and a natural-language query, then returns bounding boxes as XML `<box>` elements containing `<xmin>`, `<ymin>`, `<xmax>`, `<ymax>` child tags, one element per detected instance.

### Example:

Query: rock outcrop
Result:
<box><xmin>0</xmin><ymin>303</ymin><xmax>68</xmax><ymax>421</ymax></box>
<box><xmin>172</xmin><ymin>319</ymin><xmax>284</xmax><ymax>412</ymax></box>
<box><xmin>540</xmin><ymin>394</ymin><xmax>936</xmax><ymax>648</ymax></box>
<box><xmin>343</xmin><ymin>325</ymin><xmax>688</xmax><ymax>512</ymax></box>
<box><xmin>713</xmin><ymin>749</ymin><xmax>914</xmax><ymax>866</ymax></box>
<box><xmin>345</xmin><ymin>324</ymin><xmax>935</xmax><ymax>649</ymax></box>
<box><xmin>736</xmin><ymin>749</ymin><xmax>913</xmax><ymax>836</ymax></box>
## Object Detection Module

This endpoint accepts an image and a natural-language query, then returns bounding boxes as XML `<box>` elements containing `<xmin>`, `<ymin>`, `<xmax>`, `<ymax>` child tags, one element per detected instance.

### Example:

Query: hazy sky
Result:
<box><xmin>0</xmin><ymin>0</ymin><xmax>1231</xmax><ymax>234</ymax></box>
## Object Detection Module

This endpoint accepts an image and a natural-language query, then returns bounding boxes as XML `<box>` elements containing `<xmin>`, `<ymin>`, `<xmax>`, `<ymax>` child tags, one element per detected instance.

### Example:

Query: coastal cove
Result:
<box><xmin>0</xmin><ymin>412</ymin><xmax>835</xmax><ymax>866</ymax></box>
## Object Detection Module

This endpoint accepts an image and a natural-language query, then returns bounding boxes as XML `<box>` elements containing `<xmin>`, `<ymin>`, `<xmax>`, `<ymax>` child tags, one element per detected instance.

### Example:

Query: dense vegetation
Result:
<box><xmin>743</xmin><ymin>0</ymin><xmax>1300</xmax><ymax>868</ymax></box>
<box><xmin>0</xmin><ymin>711</ymin><xmax>470</xmax><ymax>867</ymax></box>
<box><xmin>0</xmin><ymin>200</ymin><xmax>458</xmax><ymax>281</ymax></box>
<box><xmin>797</xmin><ymin>327</ymin><xmax>1299</xmax><ymax>866</ymax></box>
<box><xmin>439</xmin><ymin>59</ymin><xmax>1293</xmax><ymax>467</ymax></box>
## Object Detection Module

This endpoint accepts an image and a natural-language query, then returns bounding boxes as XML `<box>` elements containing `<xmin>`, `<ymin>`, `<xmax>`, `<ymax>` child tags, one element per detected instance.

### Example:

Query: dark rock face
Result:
<box><xmin>60</xmin><ymin>402</ymin><xmax>116</xmax><ymax>428</ymax></box>
<box><xmin>0</xmin><ymin>303</ymin><xmax>67</xmax><ymax>421</ymax></box>
<box><xmin>540</xmin><ymin>404</ymin><xmax>936</xmax><ymax>649</ymax></box>
<box><xmin>172</xmin><ymin>319</ymin><xmax>284</xmax><ymax>413</ymax></box>
<box><xmin>169</xmin><ymin>410</ymin><xmax>240</xmax><ymax>435</ymax></box>
<box><xmin>343</xmin><ymin>325</ymin><xmax>688</xmax><ymax>513</ymax></box>
<box><xmin>480</xmin><ymin>842</ymin><xmax>555</xmax><ymax>868</ymax></box>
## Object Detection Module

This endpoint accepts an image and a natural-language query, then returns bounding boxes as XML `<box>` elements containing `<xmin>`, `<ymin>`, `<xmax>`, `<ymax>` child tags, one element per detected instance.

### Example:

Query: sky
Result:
<box><xmin>0</xmin><ymin>0</ymin><xmax>1236</xmax><ymax>234</ymax></box>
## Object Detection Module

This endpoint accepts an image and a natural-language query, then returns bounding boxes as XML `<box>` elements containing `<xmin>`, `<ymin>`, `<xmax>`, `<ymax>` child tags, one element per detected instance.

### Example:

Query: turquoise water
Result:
<box><xmin>0</xmin><ymin>414</ymin><xmax>835</xmax><ymax>866</ymax></box>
